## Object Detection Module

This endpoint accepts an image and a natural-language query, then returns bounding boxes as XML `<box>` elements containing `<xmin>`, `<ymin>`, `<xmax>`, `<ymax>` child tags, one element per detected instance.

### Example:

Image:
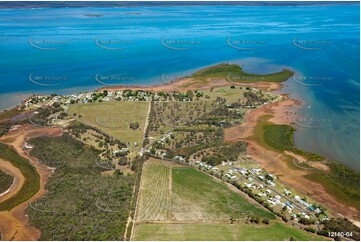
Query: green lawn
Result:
<box><xmin>67</xmin><ymin>101</ymin><xmax>149</xmax><ymax>152</ymax></box>
<box><xmin>135</xmin><ymin>159</ymin><xmax>293</xmax><ymax>240</ymax></box>
<box><xmin>172</xmin><ymin>167</ymin><xmax>275</xmax><ymax>220</ymax></box>
<box><xmin>0</xmin><ymin>142</ymin><xmax>40</xmax><ymax>211</ymax></box>
<box><xmin>134</xmin><ymin>223</ymin><xmax>325</xmax><ymax>241</ymax></box>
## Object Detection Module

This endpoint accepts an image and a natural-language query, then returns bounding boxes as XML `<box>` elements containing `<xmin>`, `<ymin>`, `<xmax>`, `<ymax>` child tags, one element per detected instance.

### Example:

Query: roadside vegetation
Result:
<box><xmin>0</xmin><ymin>142</ymin><xmax>40</xmax><ymax>211</ymax></box>
<box><xmin>172</xmin><ymin>166</ymin><xmax>275</xmax><ymax>220</ymax></box>
<box><xmin>134</xmin><ymin>159</ymin><xmax>324</xmax><ymax>241</ymax></box>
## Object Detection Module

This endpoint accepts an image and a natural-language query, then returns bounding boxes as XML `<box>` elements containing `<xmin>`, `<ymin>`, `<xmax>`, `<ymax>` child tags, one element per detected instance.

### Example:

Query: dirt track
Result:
<box><xmin>224</xmin><ymin>95</ymin><xmax>360</xmax><ymax>223</ymax></box>
<box><xmin>0</xmin><ymin>124</ymin><xmax>62</xmax><ymax>241</ymax></box>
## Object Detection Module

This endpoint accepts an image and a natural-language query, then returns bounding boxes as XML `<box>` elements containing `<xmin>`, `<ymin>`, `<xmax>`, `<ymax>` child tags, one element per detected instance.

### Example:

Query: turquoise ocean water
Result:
<box><xmin>0</xmin><ymin>2</ymin><xmax>359</xmax><ymax>169</ymax></box>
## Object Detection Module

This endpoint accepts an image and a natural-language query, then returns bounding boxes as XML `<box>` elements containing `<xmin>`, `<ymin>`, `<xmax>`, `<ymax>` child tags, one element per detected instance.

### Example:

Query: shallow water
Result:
<box><xmin>0</xmin><ymin>3</ymin><xmax>359</xmax><ymax>169</ymax></box>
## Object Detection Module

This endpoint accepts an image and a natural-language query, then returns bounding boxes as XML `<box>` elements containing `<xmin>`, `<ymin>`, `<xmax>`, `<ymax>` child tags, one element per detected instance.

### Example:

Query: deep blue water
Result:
<box><xmin>0</xmin><ymin>3</ymin><xmax>359</xmax><ymax>169</ymax></box>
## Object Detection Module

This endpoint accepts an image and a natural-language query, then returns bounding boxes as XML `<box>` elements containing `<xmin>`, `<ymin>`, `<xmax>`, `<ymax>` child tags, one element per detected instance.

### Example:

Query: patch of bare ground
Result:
<box><xmin>0</xmin><ymin>124</ymin><xmax>62</xmax><ymax>240</ymax></box>
<box><xmin>224</xmin><ymin>94</ymin><xmax>360</xmax><ymax>223</ymax></box>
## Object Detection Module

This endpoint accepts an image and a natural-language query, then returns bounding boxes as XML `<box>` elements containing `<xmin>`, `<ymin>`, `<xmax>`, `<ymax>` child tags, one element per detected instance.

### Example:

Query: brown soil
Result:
<box><xmin>0</xmin><ymin>124</ymin><xmax>62</xmax><ymax>240</ymax></box>
<box><xmin>0</xmin><ymin>160</ymin><xmax>24</xmax><ymax>204</ymax></box>
<box><xmin>224</xmin><ymin>93</ymin><xmax>360</xmax><ymax>222</ymax></box>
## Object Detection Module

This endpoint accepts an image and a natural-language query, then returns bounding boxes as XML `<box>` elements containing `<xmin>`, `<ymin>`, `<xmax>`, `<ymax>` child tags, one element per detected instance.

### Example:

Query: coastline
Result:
<box><xmin>98</xmin><ymin>77</ymin><xmax>282</xmax><ymax>93</ymax></box>
<box><xmin>0</xmin><ymin>125</ymin><xmax>62</xmax><ymax>240</ymax></box>
<box><xmin>224</xmin><ymin>85</ymin><xmax>360</xmax><ymax>223</ymax></box>
<box><xmin>99</xmin><ymin>75</ymin><xmax>359</xmax><ymax>221</ymax></box>
<box><xmin>0</xmin><ymin>72</ymin><xmax>359</xmax><ymax>234</ymax></box>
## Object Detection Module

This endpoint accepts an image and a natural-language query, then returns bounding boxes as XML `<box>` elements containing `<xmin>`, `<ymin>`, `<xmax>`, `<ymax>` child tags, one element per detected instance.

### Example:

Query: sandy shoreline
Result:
<box><xmin>103</xmin><ymin>76</ymin><xmax>359</xmax><ymax>222</ymax></box>
<box><xmin>98</xmin><ymin>77</ymin><xmax>282</xmax><ymax>93</ymax></box>
<box><xmin>0</xmin><ymin>125</ymin><xmax>62</xmax><ymax>241</ymax></box>
<box><xmin>0</xmin><ymin>76</ymin><xmax>358</xmax><ymax>240</ymax></box>
<box><xmin>224</xmin><ymin>88</ymin><xmax>360</xmax><ymax>223</ymax></box>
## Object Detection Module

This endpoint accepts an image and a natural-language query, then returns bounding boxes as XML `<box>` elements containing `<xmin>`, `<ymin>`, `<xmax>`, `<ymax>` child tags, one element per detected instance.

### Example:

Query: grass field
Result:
<box><xmin>134</xmin><ymin>222</ymin><xmax>324</xmax><ymax>241</ymax></box>
<box><xmin>133</xmin><ymin>159</ymin><xmax>322</xmax><ymax>241</ymax></box>
<box><xmin>172</xmin><ymin>166</ymin><xmax>275</xmax><ymax>220</ymax></box>
<box><xmin>136</xmin><ymin>158</ymin><xmax>274</xmax><ymax>223</ymax></box>
<box><xmin>67</xmin><ymin>101</ymin><xmax>149</xmax><ymax>151</ymax></box>
<box><xmin>0</xmin><ymin>169</ymin><xmax>13</xmax><ymax>194</ymax></box>
<box><xmin>131</xmin><ymin>159</ymin><xmax>321</xmax><ymax>240</ymax></box>
<box><xmin>136</xmin><ymin>158</ymin><xmax>170</xmax><ymax>221</ymax></box>
<box><xmin>0</xmin><ymin>142</ymin><xmax>40</xmax><ymax>211</ymax></box>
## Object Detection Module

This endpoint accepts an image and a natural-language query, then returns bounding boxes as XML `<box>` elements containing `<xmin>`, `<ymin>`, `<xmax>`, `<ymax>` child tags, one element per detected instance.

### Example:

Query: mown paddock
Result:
<box><xmin>67</xmin><ymin>101</ymin><xmax>149</xmax><ymax>151</ymax></box>
<box><xmin>136</xmin><ymin>158</ymin><xmax>170</xmax><ymax>222</ymax></box>
<box><xmin>133</xmin><ymin>223</ymin><xmax>324</xmax><ymax>241</ymax></box>
<box><xmin>134</xmin><ymin>158</ymin><xmax>283</xmax><ymax>240</ymax></box>
<box><xmin>170</xmin><ymin>165</ymin><xmax>275</xmax><ymax>221</ymax></box>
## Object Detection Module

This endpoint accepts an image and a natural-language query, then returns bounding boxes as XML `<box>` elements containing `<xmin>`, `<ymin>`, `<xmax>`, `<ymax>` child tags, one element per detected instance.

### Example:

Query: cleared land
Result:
<box><xmin>134</xmin><ymin>223</ymin><xmax>324</xmax><ymax>241</ymax></box>
<box><xmin>171</xmin><ymin>166</ymin><xmax>274</xmax><ymax>220</ymax></box>
<box><xmin>136</xmin><ymin>158</ymin><xmax>274</xmax><ymax>223</ymax></box>
<box><xmin>136</xmin><ymin>159</ymin><xmax>170</xmax><ymax>221</ymax></box>
<box><xmin>67</xmin><ymin>101</ymin><xmax>149</xmax><ymax>151</ymax></box>
<box><xmin>134</xmin><ymin>159</ymin><xmax>324</xmax><ymax>241</ymax></box>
